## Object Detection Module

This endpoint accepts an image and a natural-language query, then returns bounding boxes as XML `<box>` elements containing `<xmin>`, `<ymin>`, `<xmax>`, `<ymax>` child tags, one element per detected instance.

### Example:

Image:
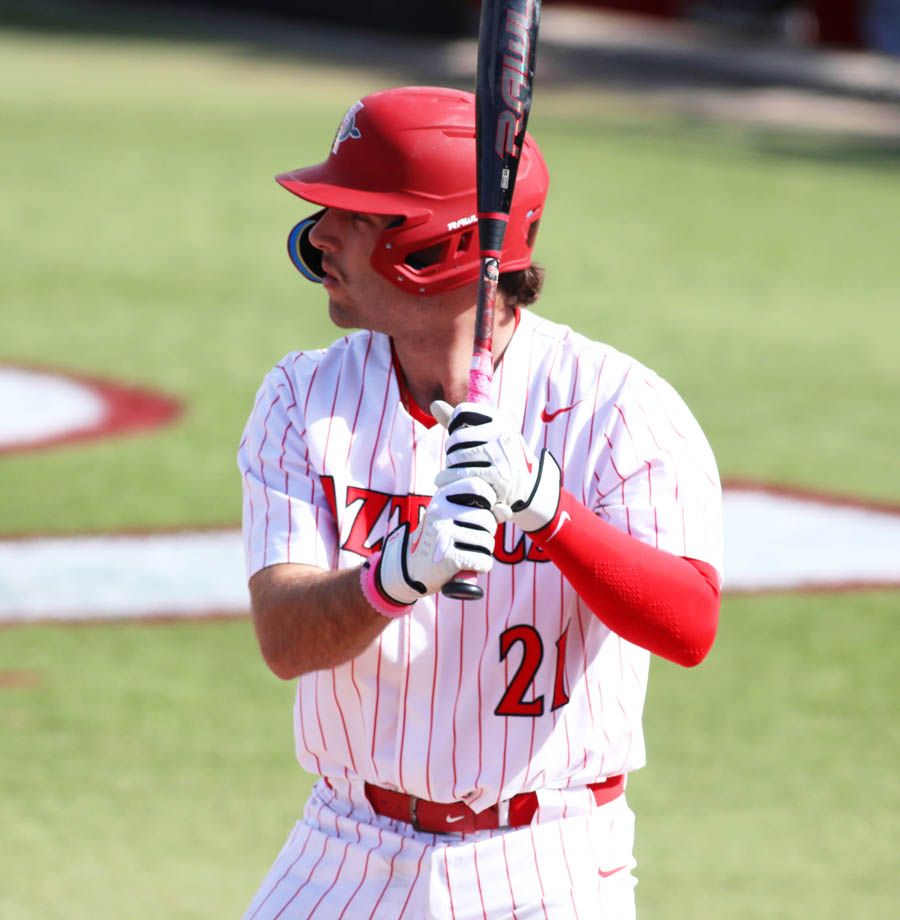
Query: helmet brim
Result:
<box><xmin>276</xmin><ymin>164</ymin><xmax>430</xmax><ymax>219</ymax></box>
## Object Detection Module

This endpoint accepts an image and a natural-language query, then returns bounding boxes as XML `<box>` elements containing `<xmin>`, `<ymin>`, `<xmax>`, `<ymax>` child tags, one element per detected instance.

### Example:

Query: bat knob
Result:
<box><xmin>441</xmin><ymin>573</ymin><xmax>485</xmax><ymax>601</ymax></box>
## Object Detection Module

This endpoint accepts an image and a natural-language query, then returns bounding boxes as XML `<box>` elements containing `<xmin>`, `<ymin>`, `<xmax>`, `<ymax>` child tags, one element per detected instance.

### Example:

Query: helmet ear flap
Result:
<box><xmin>287</xmin><ymin>210</ymin><xmax>326</xmax><ymax>283</ymax></box>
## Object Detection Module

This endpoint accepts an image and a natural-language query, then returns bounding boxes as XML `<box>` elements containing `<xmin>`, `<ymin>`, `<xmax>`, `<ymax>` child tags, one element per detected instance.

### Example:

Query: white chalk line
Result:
<box><xmin>1</xmin><ymin>486</ymin><xmax>898</xmax><ymax>624</ymax></box>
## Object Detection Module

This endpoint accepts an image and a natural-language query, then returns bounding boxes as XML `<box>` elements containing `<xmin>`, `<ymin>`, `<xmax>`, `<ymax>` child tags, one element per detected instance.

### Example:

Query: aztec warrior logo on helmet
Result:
<box><xmin>278</xmin><ymin>86</ymin><xmax>549</xmax><ymax>296</ymax></box>
<box><xmin>331</xmin><ymin>100</ymin><xmax>364</xmax><ymax>156</ymax></box>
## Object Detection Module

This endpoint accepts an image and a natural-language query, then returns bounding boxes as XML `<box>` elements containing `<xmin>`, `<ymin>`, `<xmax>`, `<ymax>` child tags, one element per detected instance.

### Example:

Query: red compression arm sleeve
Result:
<box><xmin>530</xmin><ymin>489</ymin><xmax>721</xmax><ymax>667</ymax></box>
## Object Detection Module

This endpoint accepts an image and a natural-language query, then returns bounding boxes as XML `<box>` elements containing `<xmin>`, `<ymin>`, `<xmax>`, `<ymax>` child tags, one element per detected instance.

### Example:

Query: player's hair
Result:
<box><xmin>499</xmin><ymin>264</ymin><xmax>544</xmax><ymax>307</ymax></box>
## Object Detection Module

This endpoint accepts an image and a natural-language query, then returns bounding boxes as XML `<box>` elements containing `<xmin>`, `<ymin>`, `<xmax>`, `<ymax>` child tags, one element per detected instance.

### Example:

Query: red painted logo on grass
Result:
<box><xmin>0</xmin><ymin>363</ymin><xmax>181</xmax><ymax>456</ymax></box>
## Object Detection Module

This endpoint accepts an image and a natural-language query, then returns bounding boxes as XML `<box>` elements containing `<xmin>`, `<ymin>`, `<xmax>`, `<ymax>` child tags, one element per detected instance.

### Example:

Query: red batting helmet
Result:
<box><xmin>276</xmin><ymin>86</ymin><xmax>549</xmax><ymax>296</ymax></box>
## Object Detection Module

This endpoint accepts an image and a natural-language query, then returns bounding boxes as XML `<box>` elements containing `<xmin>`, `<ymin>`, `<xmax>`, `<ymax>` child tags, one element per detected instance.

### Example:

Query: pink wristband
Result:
<box><xmin>360</xmin><ymin>551</ymin><xmax>413</xmax><ymax>619</ymax></box>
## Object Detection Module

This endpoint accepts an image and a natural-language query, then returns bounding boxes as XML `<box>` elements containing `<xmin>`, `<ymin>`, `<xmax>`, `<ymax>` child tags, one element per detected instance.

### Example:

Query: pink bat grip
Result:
<box><xmin>441</xmin><ymin>257</ymin><xmax>500</xmax><ymax>601</ymax></box>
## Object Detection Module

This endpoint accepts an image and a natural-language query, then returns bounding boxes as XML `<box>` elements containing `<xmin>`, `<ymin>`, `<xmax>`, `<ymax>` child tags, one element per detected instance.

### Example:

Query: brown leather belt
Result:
<box><xmin>364</xmin><ymin>775</ymin><xmax>624</xmax><ymax>835</ymax></box>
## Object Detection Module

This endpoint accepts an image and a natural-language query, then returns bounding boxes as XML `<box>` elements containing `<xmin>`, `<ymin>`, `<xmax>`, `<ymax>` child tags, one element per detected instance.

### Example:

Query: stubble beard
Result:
<box><xmin>327</xmin><ymin>294</ymin><xmax>357</xmax><ymax>329</ymax></box>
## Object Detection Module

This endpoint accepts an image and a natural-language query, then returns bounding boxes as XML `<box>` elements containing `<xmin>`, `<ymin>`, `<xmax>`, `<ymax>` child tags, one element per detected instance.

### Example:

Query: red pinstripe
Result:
<box><xmin>573</xmin><ymin>602</ymin><xmax>596</xmax><ymax>772</ymax></box>
<box><xmin>311</xmin><ymin>670</ymin><xmax>344</xmax><ymax>779</ymax></box>
<box><xmin>585</xmin><ymin>354</ymin><xmax>608</xmax><ymax>494</ymax></box>
<box><xmin>600</xmin><ymin>434</ymin><xmax>628</xmax><ymax>503</ymax></box>
<box><xmin>424</xmin><ymin>592</ymin><xmax>441</xmax><ymax>800</ymax></box>
<box><xmin>349</xmin><ymin>333</ymin><xmax>374</xmax><ymax>435</ymax></box>
<box><xmin>617</xmin><ymin>641</ymin><xmax>635</xmax><ymax>766</ymax></box>
<box><xmin>242</xmin><ymin>467</ymin><xmax>255</xmax><ymax>555</ymax></box>
<box><xmin>643</xmin><ymin>375</ymin><xmax>718</xmax><ymax>488</ymax></box>
<box><xmin>301</xmin><ymin>359</ymin><xmax>320</xmax><ymax>416</ymax></box>
<box><xmin>319</xmin><ymin>351</ymin><xmax>345</xmax><ymax>472</ymax></box>
<box><xmin>630</xmin><ymin>386</ymin><xmax>673</xmax><ymax>455</ymax></box>
<box><xmin>508</xmin><ymin>320</ymin><xmax>540</xmax><ymax>791</ymax></box>
<box><xmin>443</xmin><ymin>846</ymin><xmax>459</xmax><ymax>920</ymax></box>
<box><xmin>527</xmin><ymin>825</ymin><xmax>550</xmax><ymax>920</ymax></box>
<box><xmin>556</xmin><ymin>346</ymin><xmax>583</xmax><ymax>774</ymax></box>
<box><xmin>367</xmin><ymin>835</ymin><xmax>406</xmax><ymax>920</ymax></box>
<box><xmin>472</xmin><ymin>843</ymin><xmax>489</xmax><ymax>920</ymax></box>
<box><xmin>397</xmin><ymin>595</ymin><xmax>415</xmax><ymax>791</ymax></box>
<box><xmin>297</xmin><ymin>687</ymin><xmax>324</xmax><ymax>777</ymax></box>
<box><xmin>277</xmin><ymin>421</ymin><xmax>293</xmax><ymax>559</ymax></box>
<box><xmin>366</xmin><ymin>365</ymin><xmax>395</xmax><ymax>774</ymax></box>
<box><xmin>276</xmin><ymin>363</ymin><xmax>299</xmax><ymax>407</ymax></box>
<box><xmin>273</xmin><ymin>833</ymin><xmax>331</xmax><ymax>919</ymax></box>
<box><xmin>306</xmin><ymin>837</ymin><xmax>352</xmax><ymax>919</ymax></box>
<box><xmin>331</xmin><ymin>667</ymin><xmax>359</xmax><ymax>774</ymax></box>
<box><xmin>521</xmin><ymin>560</ymin><xmax>540</xmax><ymax>788</ymax></box>
<box><xmin>472</xmin><ymin>340</ymin><xmax>508</xmax><ymax>795</ymax></box>
<box><xmin>369</xmin><ymin>638</ymin><xmax>385</xmax><ymax>782</ymax></box>
<box><xmin>450</xmin><ymin>590</ymin><xmax>466</xmax><ymax>797</ymax></box>
<box><xmin>336</xmin><ymin>827</ymin><xmax>384</xmax><ymax>920</ymax></box>
<box><xmin>557</xmin><ymin>821</ymin><xmax>582</xmax><ymax>920</ymax></box>
<box><xmin>397</xmin><ymin>412</ymin><xmax>421</xmax><ymax>792</ymax></box>
<box><xmin>497</xmin><ymin>564</ymin><xmax>513</xmax><ymax>796</ymax></box>
<box><xmin>500</xmin><ymin>833</ymin><xmax>519</xmax><ymax>919</ymax></box>
<box><xmin>397</xmin><ymin>844</ymin><xmax>428</xmax><ymax>919</ymax></box>
<box><xmin>255</xmin><ymin>395</ymin><xmax>279</xmax><ymax>569</ymax></box>
<box><xmin>248</xmin><ymin>807</ymin><xmax>320</xmax><ymax>919</ymax></box>
<box><xmin>471</xmin><ymin>575</ymin><xmax>492</xmax><ymax>797</ymax></box>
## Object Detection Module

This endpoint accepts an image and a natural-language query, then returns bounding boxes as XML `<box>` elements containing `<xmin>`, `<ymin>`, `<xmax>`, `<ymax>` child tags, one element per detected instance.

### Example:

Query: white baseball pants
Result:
<box><xmin>243</xmin><ymin>777</ymin><xmax>637</xmax><ymax>920</ymax></box>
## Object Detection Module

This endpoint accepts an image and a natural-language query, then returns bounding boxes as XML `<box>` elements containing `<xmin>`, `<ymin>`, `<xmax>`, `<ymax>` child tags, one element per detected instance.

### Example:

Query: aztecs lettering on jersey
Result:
<box><xmin>320</xmin><ymin>474</ymin><xmax>549</xmax><ymax>563</ymax></box>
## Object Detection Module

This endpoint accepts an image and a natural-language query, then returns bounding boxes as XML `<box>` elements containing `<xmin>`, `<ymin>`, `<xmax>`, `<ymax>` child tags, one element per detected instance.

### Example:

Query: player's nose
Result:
<box><xmin>308</xmin><ymin>208</ymin><xmax>340</xmax><ymax>252</ymax></box>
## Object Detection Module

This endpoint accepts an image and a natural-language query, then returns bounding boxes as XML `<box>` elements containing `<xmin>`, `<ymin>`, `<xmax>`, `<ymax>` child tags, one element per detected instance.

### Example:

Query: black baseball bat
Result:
<box><xmin>442</xmin><ymin>0</ymin><xmax>542</xmax><ymax>601</ymax></box>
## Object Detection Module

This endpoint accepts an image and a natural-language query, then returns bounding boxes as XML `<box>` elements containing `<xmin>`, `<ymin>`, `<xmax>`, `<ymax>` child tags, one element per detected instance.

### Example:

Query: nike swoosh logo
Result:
<box><xmin>541</xmin><ymin>401</ymin><xmax>580</xmax><ymax>423</ymax></box>
<box><xmin>520</xmin><ymin>442</ymin><xmax>533</xmax><ymax>474</ymax></box>
<box><xmin>598</xmin><ymin>865</ymin><xmax>628</xmax><ymax>878</ymax></box>
<box><xmin>445</xmin><ymin>814</ymin><xmax>465</xmax><ymax>824</ymax></box>
<box><xmin>546</xmin><ymin>510</ymin><xmax>571</xmax><ymax>542</ymax></box>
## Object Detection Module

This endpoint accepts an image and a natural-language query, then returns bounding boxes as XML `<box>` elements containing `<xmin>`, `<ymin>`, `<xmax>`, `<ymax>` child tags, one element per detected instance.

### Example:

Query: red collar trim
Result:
<box><xmin>390</xmin><ymin>340</ymin><xmax>437</xmax><ymax>429</ymax></box>
<box><xmin>389</xmin><ymin>308</ymin><xmax>521</xmax><ymax>429</ymax></box>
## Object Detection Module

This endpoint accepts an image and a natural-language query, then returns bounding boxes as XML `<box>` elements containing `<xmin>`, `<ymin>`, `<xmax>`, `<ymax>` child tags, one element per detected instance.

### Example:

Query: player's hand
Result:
<box><xmin>431</xmin><ymin>401</ymin><xmax>561</xmax><ymax>533</ymax></box>
<box><xmin>377</xmin><ymin>475</ymin><xmax>499</xmax><ymax>606</ymax></box>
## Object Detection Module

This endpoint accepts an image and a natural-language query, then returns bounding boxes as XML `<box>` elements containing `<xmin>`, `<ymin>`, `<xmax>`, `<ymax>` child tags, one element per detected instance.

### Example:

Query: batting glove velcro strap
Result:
<box><xmin>509</xmin><ymin>448</ymin><xmax>562</xmax><ymax>533</ymax></box>
<box><xmin>432</xmin><ymin>400</ymin><xmax>562</xmax><ymax>533</ymax></box>
<box><xmin>377</xmin><ymin>476</ymin><xmax>499</xmax><ymax>606</ymax></box>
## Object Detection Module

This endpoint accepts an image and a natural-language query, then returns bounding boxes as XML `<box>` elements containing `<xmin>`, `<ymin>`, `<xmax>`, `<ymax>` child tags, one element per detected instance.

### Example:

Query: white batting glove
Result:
<box><xmin>377</xmin><ymin>475</ymin><xmax>499</xmax><ymax>605</ymax></box>
<box><xmin>431</xmin><ymin>401</ymin><xmax>561</xmax><ymax>533</ymax></box>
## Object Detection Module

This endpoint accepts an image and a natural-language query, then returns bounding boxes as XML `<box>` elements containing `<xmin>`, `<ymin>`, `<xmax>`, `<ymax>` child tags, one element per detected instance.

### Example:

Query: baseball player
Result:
<box><xmin>238</xmin><ymin>86</ymin><xmax>723</xmax><ymax>919</ymax></box>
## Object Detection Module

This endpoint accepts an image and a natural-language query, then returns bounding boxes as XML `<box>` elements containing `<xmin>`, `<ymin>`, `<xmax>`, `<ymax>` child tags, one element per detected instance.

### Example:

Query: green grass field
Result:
<box><xmin>1</xmin><ymin>5</ymin><xmax>899</xmax><ymax>918</ymax></box>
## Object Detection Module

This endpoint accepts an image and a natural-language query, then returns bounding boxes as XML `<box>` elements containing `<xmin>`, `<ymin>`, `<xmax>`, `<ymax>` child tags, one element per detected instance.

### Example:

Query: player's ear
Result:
<box><xmin>287</xmin><ymin>210</ymin><xmax>326</xmax><ymax>282</ymax></box>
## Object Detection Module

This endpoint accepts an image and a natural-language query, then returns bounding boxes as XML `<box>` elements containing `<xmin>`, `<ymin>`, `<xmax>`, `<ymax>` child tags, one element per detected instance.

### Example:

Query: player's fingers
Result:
<box><xmin>437</xmin><ymin>474</ymin><xmax>498</xmax><ymax>508</ymax></box>
<box><xmin>445</xmin><ymin>419</ymin><xmax>505</xmax><ymax>455</ymax></box>
<box><xmin>430</xmin><ymin>399</ymin><xmax>454</xmax><ymax>429</ymax></box>
<box><xmin>434</xmin><ymin>466</ymin><xmax>466</xmax><ymax>486</ymax></box>
<box><xmin>436</xmin><ymin>466</ymin><xmax>508</xmax><ymax>508</ymax></box>
<box><xmin>445</xmin><ymin>444</ymin><xmax>494</xmax><ymax>469</ymax></box>
<box><xmin>450</xmin><ymin>543</ymin><xmax>496</xmax><ymax>574</ymax></box>
<box><xmin>447</xmin><ymin>401</ymin><xmax>495</xmax><ymax>430</ymax></box>
<box><xmin>450</xmin><ymin>506</ymin><xmax>498</xmax><ymax>536</ymax></box>
<box><xmin>492</xmin><ymin>502</ymin><xmax>514</xmax><ymax>523</ymax></box>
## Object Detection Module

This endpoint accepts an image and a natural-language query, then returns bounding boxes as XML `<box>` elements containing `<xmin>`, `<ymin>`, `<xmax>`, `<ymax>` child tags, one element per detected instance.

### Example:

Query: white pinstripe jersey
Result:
<box><xmin>239</xmin><ymin>307</ymin><xmax>723</xmax><ymax>812</ymax></box>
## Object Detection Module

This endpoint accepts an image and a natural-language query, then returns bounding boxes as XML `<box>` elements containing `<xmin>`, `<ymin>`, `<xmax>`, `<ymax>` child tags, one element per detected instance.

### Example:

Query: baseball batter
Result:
<box><xmin>238</xmin><ymin>87</ymin><xmax>723</xmax><ymax>919</ymax></box>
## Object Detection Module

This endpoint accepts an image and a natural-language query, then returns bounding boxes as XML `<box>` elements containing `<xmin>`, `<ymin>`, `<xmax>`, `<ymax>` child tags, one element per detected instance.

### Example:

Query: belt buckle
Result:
<box><xmin>409</xmin><ymin>795</ymin><xmax>424</xmax><ymax>833</ymax></box>
<box><xmin>496</xmin><ymin>798</ymin><xmax>511</xmax><ymax>828</ymax></box>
